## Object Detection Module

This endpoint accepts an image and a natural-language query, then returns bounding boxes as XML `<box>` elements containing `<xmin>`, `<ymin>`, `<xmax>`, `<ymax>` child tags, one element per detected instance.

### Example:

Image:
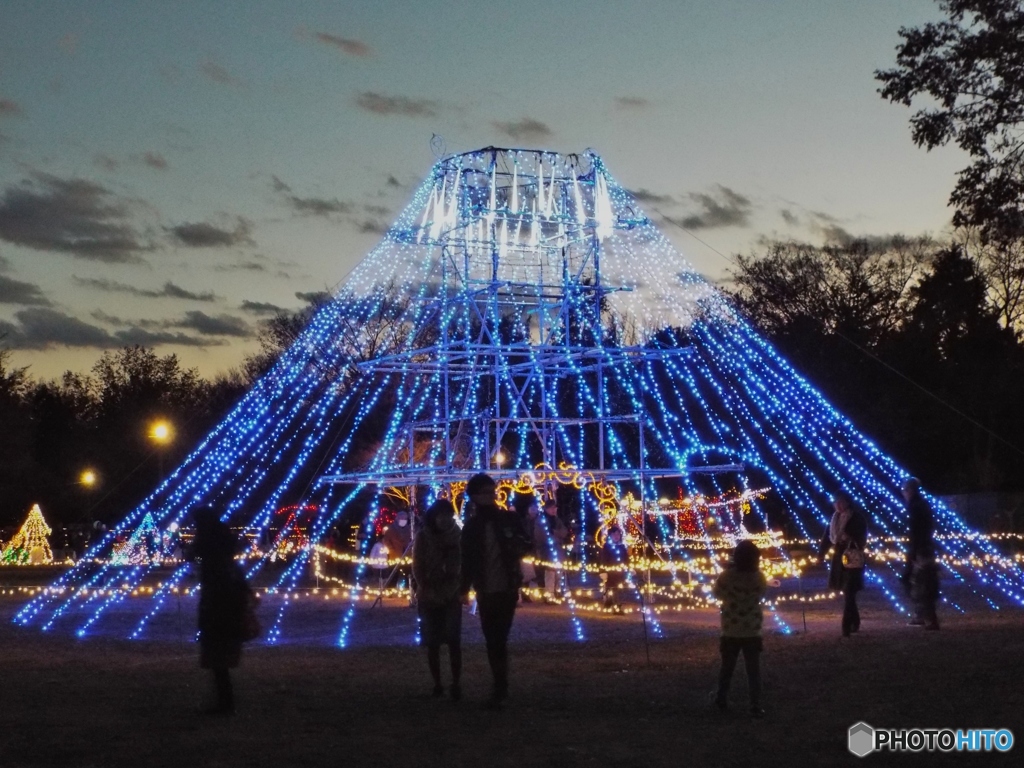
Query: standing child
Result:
<box><xmin>712</xmin><ymin>540</ymin><xmax>767</xmax><ymax>718</ymax></box>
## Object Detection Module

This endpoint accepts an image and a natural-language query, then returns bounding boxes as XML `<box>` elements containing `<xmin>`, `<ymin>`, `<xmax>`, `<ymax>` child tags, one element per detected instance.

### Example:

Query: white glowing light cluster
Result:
<box><xmin>14</xmin><ymin>147</ymin><xmax>1023</xmax><ymax>646</ymax></box>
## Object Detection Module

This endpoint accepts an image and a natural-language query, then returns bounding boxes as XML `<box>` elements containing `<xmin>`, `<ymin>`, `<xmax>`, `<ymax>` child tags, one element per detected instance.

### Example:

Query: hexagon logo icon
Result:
<box><xmin>848</xmin><ymin>722</ymin><xmax>875</xmax><ymax>757</ymax></box>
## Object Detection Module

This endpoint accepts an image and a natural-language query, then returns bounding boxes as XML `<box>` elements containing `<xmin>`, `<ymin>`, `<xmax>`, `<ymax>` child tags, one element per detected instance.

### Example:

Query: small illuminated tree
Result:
<box><xmin>1</xmin><ymin>504</ymin><xmax>54</xmax><ymax>565</ymax></box>
<box><xmin>111</xmin><ymin>512</ymin><xmax>159</xmax><ymax>565</ymax></box>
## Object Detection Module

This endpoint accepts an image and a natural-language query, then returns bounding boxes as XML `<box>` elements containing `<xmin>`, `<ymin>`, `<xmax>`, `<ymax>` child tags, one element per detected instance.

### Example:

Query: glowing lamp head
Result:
<box><xmin>80</xmin><ymin>470</ymin><xmax>97</xmax><ymax>487</ymax></box>
<box><xmin>493</xmin><ymin>450</ymin><xmax>506</xmax><ymax>466</ymax></box>
<box><xmin>149</xmin><ymin>420</ymin><xmax>173</xmax><ymax>444</ymax></box>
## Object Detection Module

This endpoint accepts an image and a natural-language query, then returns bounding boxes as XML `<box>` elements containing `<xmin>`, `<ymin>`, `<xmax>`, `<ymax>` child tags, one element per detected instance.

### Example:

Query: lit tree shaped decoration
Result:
<box><xmin>14</xmin><ymin>146</ymin><xmax>1024</xmax><ymax>643</ymax></box>
<box><xmin>111</xmin><ymin>512</ymin><xmax>159</xmax><ymax>566</ymax></box>
<box><xmin>2</xmin><ymin>504</ymin><xmax>53</xmax><ymax>565</ymax></box>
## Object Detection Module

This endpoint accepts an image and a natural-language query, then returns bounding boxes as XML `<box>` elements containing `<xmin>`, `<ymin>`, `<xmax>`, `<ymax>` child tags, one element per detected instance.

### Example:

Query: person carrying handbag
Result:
<box><xmin>818</xmin><ymin>491</ymin><xmax>868</xmax><ymax>638</ymax></box>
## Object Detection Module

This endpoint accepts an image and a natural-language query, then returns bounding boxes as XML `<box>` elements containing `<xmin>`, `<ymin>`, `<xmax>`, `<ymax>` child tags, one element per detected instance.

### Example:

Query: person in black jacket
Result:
<box><xmin>819</xmin><ymin>491</ymin><xmax>868</xmax><ymax>638</ymax></box>
<box><xmin>412</xmin><ymin>499</ymin><xmax>463</xmax><ymax>700</ymax></box>
<box><xmin>190</xmin><ymin>506</ymin><xmax>249</xmax><ymax>714</ymax></box>
<box><xmin>460</xmin><ymin>473</ymin><xmax>531</xmax><ymax>709</ymax></box>
<box><xmin>902</xmin><ymin>478</ymin><xmax>940</xmax><ymax>630</ymax></box>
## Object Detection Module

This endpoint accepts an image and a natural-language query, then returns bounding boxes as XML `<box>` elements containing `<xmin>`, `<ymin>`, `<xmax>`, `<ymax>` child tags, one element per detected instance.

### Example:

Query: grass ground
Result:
<box><xmin>1</xmin><ymin>588</ymin><xmax>1022</xmax><ymax>768</ymax></box>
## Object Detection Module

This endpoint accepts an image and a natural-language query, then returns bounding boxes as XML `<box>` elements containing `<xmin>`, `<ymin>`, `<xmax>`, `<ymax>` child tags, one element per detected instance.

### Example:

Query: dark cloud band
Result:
<box><xmin>0</xmin><ymin>173</ymin><xmax>149</xmax><ymax>262</ymax></box>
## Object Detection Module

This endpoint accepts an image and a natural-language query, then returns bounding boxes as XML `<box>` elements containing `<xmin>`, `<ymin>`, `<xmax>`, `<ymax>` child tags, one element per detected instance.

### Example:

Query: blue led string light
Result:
<box><xmin>17</xmin><ymin>146</ymin><xmax>1024</xmax><ymax>649</ymax></box>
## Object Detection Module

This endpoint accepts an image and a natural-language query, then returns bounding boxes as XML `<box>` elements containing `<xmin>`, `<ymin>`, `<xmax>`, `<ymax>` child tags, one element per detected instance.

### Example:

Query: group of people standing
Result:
<box><xmin>818</xmin><ymin>477</ymin><xmax>940</xmax><ymax>637</ymax></box>
<box><xmin>412</xmin><ymin>473</ymin><xmax>532</xmax><ymax>708</ymax></box>
<box><xmin>189</xmin><ymin>473</ymin><xmax>943</xmax><ymax>717</ymax></box>
<box><xmin>712</xmin><ymin>477</ymin><xmax>941</xmax><ymax>717</ymax></box>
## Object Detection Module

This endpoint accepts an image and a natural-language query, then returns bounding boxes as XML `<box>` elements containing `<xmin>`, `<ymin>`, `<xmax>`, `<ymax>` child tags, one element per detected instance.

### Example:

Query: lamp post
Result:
<box><xmin>149</xmin><ymin>419</ymin><xmax>174</xmax><ymax>483</ymax></box>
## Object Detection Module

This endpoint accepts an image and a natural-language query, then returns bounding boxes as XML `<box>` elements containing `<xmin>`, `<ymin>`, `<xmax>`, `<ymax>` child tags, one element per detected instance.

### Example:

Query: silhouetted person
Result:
<box><xmin>381</xmin><ymin>510</ymin><xmax>412</xmax><ymax>559</ymax></box>
<box><xmin>713</xmin><ymin>540</ymin><xmax>766</xmax><ymax>718</ymax></box>
<box><xmin>460</xmin><ymin>473</ymin><xmax>531</xmax><ymax>709</ymax></box>
<box><xmin>412</xmin><ymin>499</ymin><xmax>463</xmax><ymax>700</ymax></box>
<box><xmin>514</xmin><ymin>492</ymin><xmax>540</xmax><ymax>600</ymax></box>
<box><xmin>190</xmin><ymin>506</ymin><xmax>249</xmax><ymax>714</ymax></box>
<box><xmin>818</xmin><ymin>491</ymin><xmax>868</xmax><ymax>637</ymax></box>
<box><xmin>902</xmin><ymin>478</ymin><xmax>939</xmax><ymax>630</ymax></box>
<box><xmin>536</xmin><ymin>499</ymin><xmax>569</xmax><ymax>602</ymax></box>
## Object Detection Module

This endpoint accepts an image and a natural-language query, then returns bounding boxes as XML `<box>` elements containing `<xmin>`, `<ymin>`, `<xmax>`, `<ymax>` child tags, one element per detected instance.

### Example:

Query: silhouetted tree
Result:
<box><xmin>876</xmin><ymin>0</ymin><xmax>1024</xmax><ymax>240</ymax></box>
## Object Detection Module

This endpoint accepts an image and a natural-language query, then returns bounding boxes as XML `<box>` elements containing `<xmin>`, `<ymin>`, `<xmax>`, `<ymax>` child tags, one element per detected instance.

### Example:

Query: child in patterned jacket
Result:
<box><xmin>712</xmin><ymin>539</ymin><xmax>767</xmax><ymax>717</ymax></box>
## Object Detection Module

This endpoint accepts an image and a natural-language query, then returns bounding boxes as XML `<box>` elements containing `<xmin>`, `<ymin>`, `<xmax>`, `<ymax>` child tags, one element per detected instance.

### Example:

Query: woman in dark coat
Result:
<box><xmin>818</xmin><ymin>491</ymin><xmax>868</xmax><ymax>638</ymax></box>
<box><xmin>412</xmin><ymin>499</ymin><xmax>463</xmax><ymax>700</ymax></box>
<box><xmin>191</xmin><ymin>506</ymin><xmax>249</xmax><ymax>714</ymax></box>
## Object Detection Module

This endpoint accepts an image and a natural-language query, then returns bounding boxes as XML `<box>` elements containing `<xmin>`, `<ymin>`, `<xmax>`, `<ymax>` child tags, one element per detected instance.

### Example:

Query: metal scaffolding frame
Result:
<box><xmin>320</xmin><ymin>148</ymin><xmax>741</xmax><ymax>490</ymax></box>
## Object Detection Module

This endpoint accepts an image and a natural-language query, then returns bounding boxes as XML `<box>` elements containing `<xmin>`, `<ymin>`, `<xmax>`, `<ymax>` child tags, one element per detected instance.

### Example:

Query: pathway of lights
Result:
<box><xmin>12</xmin><ymin>147</ymin><xmax>1024</xmax><ymax>645</ymax></box>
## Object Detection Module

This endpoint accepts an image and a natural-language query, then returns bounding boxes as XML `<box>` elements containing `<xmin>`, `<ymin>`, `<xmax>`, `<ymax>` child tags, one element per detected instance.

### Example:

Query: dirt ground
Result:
<box><xmin>1</xmin><ymin>587</ymin><xmax>1022</xmax><ymax>768</ymax></box>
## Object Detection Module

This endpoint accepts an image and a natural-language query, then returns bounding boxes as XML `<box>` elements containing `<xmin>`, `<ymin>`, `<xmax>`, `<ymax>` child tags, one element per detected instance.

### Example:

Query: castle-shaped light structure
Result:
<box><xmin>15</xmin><ymin>147</ymin><xmax>1024</xmax><ymax>643</ymax></box>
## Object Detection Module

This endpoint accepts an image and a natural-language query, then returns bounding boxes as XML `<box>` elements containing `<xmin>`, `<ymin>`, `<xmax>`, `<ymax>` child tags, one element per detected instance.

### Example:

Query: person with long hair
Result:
<box><xmin>412</xmin><ymin>499</ymin><xmax>463</xmax><ymax>700</ymax></box>
<box><xmin>819</xmin><ymin>491</ymin><xmax>868</xmax><ymax>637</ymax></box>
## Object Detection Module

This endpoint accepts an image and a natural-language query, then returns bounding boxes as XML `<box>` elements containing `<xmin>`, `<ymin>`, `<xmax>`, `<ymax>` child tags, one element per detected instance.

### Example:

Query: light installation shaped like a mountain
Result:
<box><xmin>15</xmin><ymin>147</ymin><xmax>1024</xmax><ymax>645</ymax></box>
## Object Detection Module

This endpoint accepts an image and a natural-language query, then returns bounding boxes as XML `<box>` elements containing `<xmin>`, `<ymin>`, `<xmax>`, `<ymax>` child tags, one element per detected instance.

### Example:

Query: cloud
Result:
<box><xmin>0</xmin><ymin>308</ymin><xmax>112</xmax><ymax>349</ymax></box>
<box><xmin>176</xmin><ymin>310</ymin><xmax>252</xmax><ymax>337</ymax></box>
<box><xmin>214</xmin><ymin>259</ymin><xmax>267</xmax><ymax>273</ymax></box>
<box><xmin>200</xmin><ymin>59</ymin><xmax>244</xmax><ymax>88</ymax></box>
<box><xmin>0</xmin><ymin>275</ymin><xmax>50</xmax><ymax>306</ymax></box>
<box><xmin>240</xmin><ymin>300</ymin><xmax>288</xmax><ymax>315</ymax></box>
<box><xmin>0</xmin><ymin>307</ymin><xmax>237</xmax><ymax>350</ymax></box>
<box><xmin>296</xmin><ymin>290</ymin><xmax>331</xmax><ymax>305</ymax></box>
<box><xmin>0</xmin><ymin>173</ymin><xmax>149</xmax><ymax>262</ymax></box>
<box><xmin>780</xmin><ymin>209</ymin><xmax>799</xmax><ymax>226</ymax></box>
<box><xmin>271</xmin><ymin>176</ymin><xmax>351</xmax><ymax>217</ymax></box>
<box><xmin>113</xmin><ymin>327</ymin><xmax>224</xmax><ymax>347</ymax></box>
<box><xmin>312</xmin><ymin>32</ymin><xmax>373</xmax><ymax>57</ymax></box>
<box><xmin>630</xmin><ymin>189</ymin><xmax>675</xmax><ymax>205</ymax></box>
<box><xmin>491</xmin><ymin>118</ymin><xmax>552</xmax><ymax>142</ymax></box>
<box><xmin>72</xmin><ymin>276</ymin><xmax>218</xmax><ymax>301</ymax></box>
<box><xmin>357</xmin><ymin>219</ymin><xmax>389</xmax><ymax>235</ymax></box>
<box><xmin>614</xmin><ymin>96</ymin><xmax>649</xmax><ymax>110</ymax></box>
<box><xmin>0</xmin><ymin>99</ymin><xmax>24</xmax><ymax>119</ymax></box>
<box><xmin>92</xmin><ymin>309</ymin><xmax>249</xmax><ymax>341</ymax></box>
<box><xmin>212</xmin><ymin>259</ymin><xmax>270</xmax><ymax>274</ymax></box>
<box><xmin>805</xmin><ymin>211</ymin><xmax>859</xmax><ymax>246</ymax></box>
<box><xmin>355</xmin><ymin>92</ymin><xmax>438</xmax><ymax>118</ymax></box>
<box><xmin>672</xmin><ymin>185</ymin><xmax>753</xmax><ymax>230</ymax></box>
<box><xmin>141</xmin><ymin>152</ymin><xmax>168</xmax><ymax>170</ymax></box>
<box><xmin>94</xmin><ymin>154</ymin><xmax>118</xmax><ymax>171</ymax></box>
<box><xmin>167</xmin><ymin>218</ymin><xmax>252</xmax><ymax>248</ymax></box>
<box><xmin>386</xmin><ymin>175</ymin><xmax>402</xmax><ymax>188</ymax></box>
<box><xmin>288</xmin><ymin>195</ymin><xmax>351</xmax><ymax>217</ymax></box>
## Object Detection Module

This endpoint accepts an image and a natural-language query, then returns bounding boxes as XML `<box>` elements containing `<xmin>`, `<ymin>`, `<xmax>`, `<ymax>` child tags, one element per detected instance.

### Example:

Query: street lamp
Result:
<box><xmin>149</xmin><ymin>420</ymin><xmax>173</xmax><ymax>444</ymax></box>
<box><xmin>149</xmin><ymin>419</ymin><xmax>174</xmax><ymax>482</ymax></box>
<box><xmin>79</xmin><ymin>469</ymin><xmax>97</xmax><ymax>488</ymax></box>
